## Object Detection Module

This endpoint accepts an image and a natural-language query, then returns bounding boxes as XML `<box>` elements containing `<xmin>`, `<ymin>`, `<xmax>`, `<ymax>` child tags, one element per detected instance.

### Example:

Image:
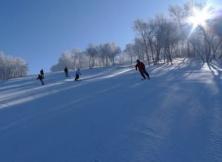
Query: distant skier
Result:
<box><xmin>37</xmin><ymin>74</ymin><xmax>44</xmax><ymax>85</ymax></box>
<box><xmin>135</xmin><ymin>59</ymin><xmax>150</xmax><ymax>80</ymax></box>
<box><xmin>40</xmin><ymin>69</ymin><xmax>44</xmax><ymax>79</ymax></box>
<box><xmin>75</xmin><ymin>68</ymin><xmax>81</xmax><ymax>81</ymax></box>
<box><xmin>64</xmin><ymin>66</ymin><xmax>69</xmax><ymax>77</ymax></box>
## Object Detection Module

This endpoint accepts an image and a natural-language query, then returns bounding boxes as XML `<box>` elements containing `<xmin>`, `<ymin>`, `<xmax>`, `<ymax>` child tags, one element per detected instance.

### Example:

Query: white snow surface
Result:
<box><xmin>0</xmin><ymin>59</ymin><xmax>222</xmax><ymax>162</ymax></box>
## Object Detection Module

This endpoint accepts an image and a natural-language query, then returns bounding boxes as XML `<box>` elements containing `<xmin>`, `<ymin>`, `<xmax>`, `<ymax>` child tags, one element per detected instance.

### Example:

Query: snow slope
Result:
<box><xmin>0</xmin><ymin>59</ymin><xmax>221</xmax><ymax>162</ymax></box>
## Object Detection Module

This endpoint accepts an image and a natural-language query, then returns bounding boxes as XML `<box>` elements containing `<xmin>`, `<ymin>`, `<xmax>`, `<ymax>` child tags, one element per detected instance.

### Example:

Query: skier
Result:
<box><xmin>135</xmin><ymin>59</ymin><xmax>150</xmax><ymax>80</ymax></box>
<box><xmin>40</xmin><ymin>69</ymin><xmax>44</xmax><ymax>79</ymax></box>
<box><xmin>64</xmin><ymin>66</ymin><xmax>69</xmax><ymax>77</ymax></box>
<box><xmin>37</xmin><ymin>74</ymin><xmax>45</xmax><ymax>85</ymax></box>
<box><xmin>75</xmin><ymin>68</ymin><xmax>81</xmax><ymax>81</ymax></box>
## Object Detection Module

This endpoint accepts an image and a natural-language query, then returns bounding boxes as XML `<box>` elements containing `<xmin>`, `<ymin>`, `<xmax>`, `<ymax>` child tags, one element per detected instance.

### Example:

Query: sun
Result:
<box><xmin>189</xmin><ymin>7</ymin><xmax>210</xmax><ymax>28</ymax></box>
<box><xmin>187</xmin><ymin>4</ymin><xmax>214</xmax><ymax>34</ymax></box>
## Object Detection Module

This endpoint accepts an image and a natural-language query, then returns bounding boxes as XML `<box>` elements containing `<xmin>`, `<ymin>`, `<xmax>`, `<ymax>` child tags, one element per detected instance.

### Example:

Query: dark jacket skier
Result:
<box><xmin>135</xmin><ymin>59</ymin><xmax>150</xmax><ymax>80</ymax></box>
<box><xmin>37</xmin><ymin>74</ymin><xmax>44</xmax><ymax>85</ymax></box>
<box><xmin>75</xmin><ymin>68</ymin><xmax>81</xmax><ymax>81</ymax></box>
<box><xmin>40</xmin><ymin>69</ymin><xmax>44</xmax><ymax>79</ymax></box>
<box><xmin>64</xmin><ymin>66</ymin><xmax>69</xmax><ymax>77</ymax></box>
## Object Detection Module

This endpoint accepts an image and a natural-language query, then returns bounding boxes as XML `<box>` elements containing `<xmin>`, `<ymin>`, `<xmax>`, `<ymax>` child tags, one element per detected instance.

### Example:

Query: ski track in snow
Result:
<box><xmin>0</xmin><ymin>59</ymin><xmax>221</xmax><ymax>162</ymax></box>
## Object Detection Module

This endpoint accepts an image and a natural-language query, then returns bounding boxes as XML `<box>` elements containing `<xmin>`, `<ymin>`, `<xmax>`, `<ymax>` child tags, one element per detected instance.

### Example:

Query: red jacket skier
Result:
<box><xmin>135</xmin><ymin>59</ymin><xmax>150</xmax><ymax>80</ymax></box>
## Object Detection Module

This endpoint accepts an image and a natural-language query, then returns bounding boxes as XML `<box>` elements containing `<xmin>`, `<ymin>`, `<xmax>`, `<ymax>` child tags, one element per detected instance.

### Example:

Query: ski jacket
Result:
<box><xmin>64</xmin><ymin>67</ymin><xmax>68</xmax><ymax>73</ymax></box>
<box><xmin>135</xmin><ymin>62</ymin><xmax>145</xmax><ymax>71</ymax></box>
<box><xmin>37</xmin><ymin>74</ymin><xmax>43</xmax><ymax>80</ymax></box>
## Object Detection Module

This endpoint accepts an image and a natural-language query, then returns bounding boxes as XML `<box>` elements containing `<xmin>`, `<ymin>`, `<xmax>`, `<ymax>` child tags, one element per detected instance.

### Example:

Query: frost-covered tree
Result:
<box><xmin>134</xmin><ymin>16</ymin><xmax>179</xmax><ymax>64</ymax></box>
<box><xmin>52</xmin><ymin>42</ymin><xmax>121</xmax><ymax>71</ymax></box>
<box><xmin>51</xmin><ymin>52</ymin><xmax>74</xmax><ymax>72</ymax></box>
<box><xmin>86</xmin><ymin>44</ymin><xmax>100</xmax><ymax>68</ymax></box>
<box><xmin>133</xmin><ymin>38</ymin><xmax>146</xmax><ymax>61</ymax></box>
<box><xmin>134</xmin><ymin>19</ymin><xmax>152</xmax><ymax>64</ymax></box>
<box><xmin>131</xmin><ymin>2</ymin><xmax>222</xmax><ymax>64</ymax></box>
<box><xmin>100</xmin><ymin>43</ymin><xmax>121</xmax><ymax>66</ymax></box>
<box><xmin>124</xmin><ymin>43</ymin><xmax>137</xmax><ymax>64</ymax></box>
<box><xmin>51</xmin><ymin>49</ymin><xmax>88</xmax><ymax>72</ymax></box>
<box><xmin>86</xmin><ymin>43</ymin><xmax>121</xmax><ymax>68</ymax></box>
<box><xmin>0</xmin><ymin>51</ymin><xmax>28</xmax><ymax>80</ymax></box>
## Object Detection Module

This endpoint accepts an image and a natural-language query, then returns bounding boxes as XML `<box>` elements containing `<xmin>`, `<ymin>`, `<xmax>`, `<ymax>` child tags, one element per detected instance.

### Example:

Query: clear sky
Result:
<box><xmin>0</xmin><ymin>0</ymin><xmax>213</xmax><ymax>73</ymax></box>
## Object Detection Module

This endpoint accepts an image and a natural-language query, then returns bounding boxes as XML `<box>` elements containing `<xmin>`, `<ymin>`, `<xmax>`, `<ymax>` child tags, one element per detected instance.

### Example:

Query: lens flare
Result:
<box><xmin>186</xmin><ymin>3</ymin><xmax>216</xmax><ymax>36</ymax></box>
<box><xmin>185</xmin><ymin>1</ymin><xmax>221</xmax><ymax>37</ymax></box>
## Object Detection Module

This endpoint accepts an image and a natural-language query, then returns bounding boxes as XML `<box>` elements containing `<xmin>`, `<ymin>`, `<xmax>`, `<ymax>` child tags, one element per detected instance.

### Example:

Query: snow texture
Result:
<box><xmin>0</xmin><ymin>59</ymin><xmax>221</xmax><ymax>162</ymax></box>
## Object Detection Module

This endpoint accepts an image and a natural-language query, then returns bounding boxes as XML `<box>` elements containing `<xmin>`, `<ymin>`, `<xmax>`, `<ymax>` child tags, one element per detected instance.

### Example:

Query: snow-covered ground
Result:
<box><xmin>0</xmin><ymin>59</ymin><xmax>221</xmax><ymax>162</ymax></box>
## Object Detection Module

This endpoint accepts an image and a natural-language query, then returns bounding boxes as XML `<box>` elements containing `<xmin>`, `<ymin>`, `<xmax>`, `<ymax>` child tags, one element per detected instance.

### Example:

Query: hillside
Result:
<box><xmin>0</xmin><ymin>59</ymin><xmax>221</xmax><ymax>162</ymax></box>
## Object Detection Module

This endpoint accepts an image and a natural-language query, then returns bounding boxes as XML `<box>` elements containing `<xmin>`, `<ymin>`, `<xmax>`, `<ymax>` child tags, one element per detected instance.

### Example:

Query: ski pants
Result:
<box><xmin>75</xmin><ymin>74</ymin><xmax>79</xmax><ymax>81</ymax></box>
<box><xmin>139</xmin><ymin>69</ymin><xmax>150</xmax><ymax>79</ymax></box>
<box><xmin>40</xmin><ymin>79</ymin><xmax>44</xmax><ymax>85</ymax></box>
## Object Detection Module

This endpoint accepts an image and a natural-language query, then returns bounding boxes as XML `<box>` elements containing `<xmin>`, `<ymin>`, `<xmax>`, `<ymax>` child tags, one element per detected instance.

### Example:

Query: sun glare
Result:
<box><xmin>189</xmin><ymin>7</ymin><xmax>210</xmax><ymax>27</ymax></box>
<box><xmin>187</xmin><ymin>4</ymin><xmax>215</xmax><ymax>35</ymax></box>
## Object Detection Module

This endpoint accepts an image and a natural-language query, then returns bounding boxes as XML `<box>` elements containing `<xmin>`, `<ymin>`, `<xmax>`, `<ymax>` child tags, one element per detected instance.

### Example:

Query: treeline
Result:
<box><xmin>51</xmin><ymin>42</ymin><xmax>121</xmax><ymax>72</ymax></box>
<box><xmin>0</xmin><ymin>52</ymin><xmax>28</xmax><ymax>80</ymax></box>
<box><xmin>52</xmin><ymin>2</ymin><xmax>222</xmax><ymax>72</ymax></box>
<box><xmin>124</xmin><ymin>2</ymin><xmax>222</xmax><ymax>65</ymax></box>
<box><xmin>1</xmin><ymin>2</ymin><xmax>222</xmax><ymax>79</ymax></box>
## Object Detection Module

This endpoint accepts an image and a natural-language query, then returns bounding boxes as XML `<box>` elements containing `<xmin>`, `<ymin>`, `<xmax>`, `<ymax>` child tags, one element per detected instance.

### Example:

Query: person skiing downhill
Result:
<box><xmin>75</xmin><ymin>68</ymin><xmax>81</xmax><ymax>81</ymax></box>
<box><xmin>64</xmin><ymin>66</ymin><xmax>69</xmax><ymax>77</ymax></box>
<box><xmin>135</xmin><ymin>59</ymin><xmax>150</xmax><ymax>80</ymax></box>
<box><xmin>40</xmin><ymin>69</ymin><xmax>44</xmax><ymax>79</ymax></box>
<box><xmin>37</xmin><ymin>74</ymin><xmax>44</xmax><ymax>85</ymax></box>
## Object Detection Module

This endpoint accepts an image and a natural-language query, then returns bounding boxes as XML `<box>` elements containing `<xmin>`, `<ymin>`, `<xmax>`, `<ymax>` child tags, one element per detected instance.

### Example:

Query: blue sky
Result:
<box><xmin>0</xmin><ymin>0</ymin><xmax>210</xmax><ymax>73</ymax></box>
